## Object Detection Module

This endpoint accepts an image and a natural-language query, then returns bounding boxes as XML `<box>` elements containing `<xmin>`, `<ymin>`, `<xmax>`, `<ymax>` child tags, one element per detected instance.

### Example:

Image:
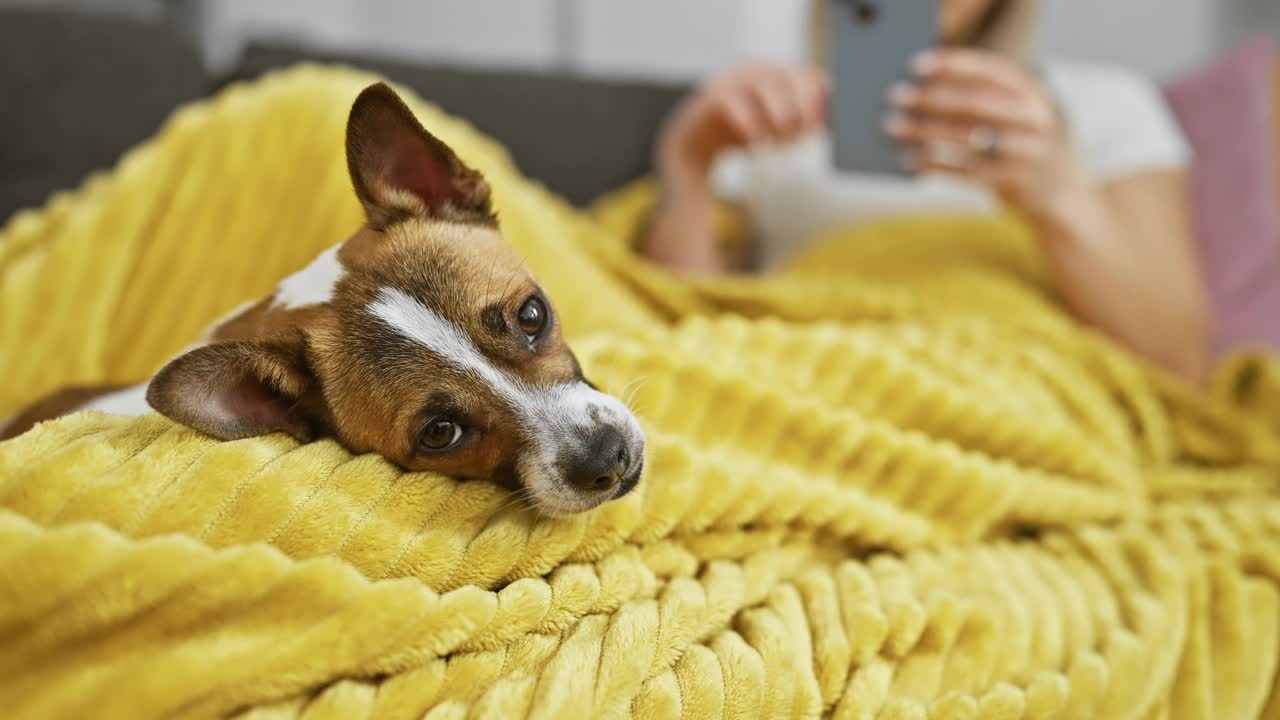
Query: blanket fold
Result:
<box><xmin>1</xmin><ymin>65</ymin><xmax>1278</xmax><ymax>719</ymax></box>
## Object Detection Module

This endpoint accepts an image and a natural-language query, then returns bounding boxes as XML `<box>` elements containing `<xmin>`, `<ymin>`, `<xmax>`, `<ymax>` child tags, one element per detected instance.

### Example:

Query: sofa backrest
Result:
<box><xmin>229</xmin><ymin>44</ymin><xmax>689</xmax><ymax>207</ymax></box>
<box><xmin>0</xmin><ymin>9</ymin><xmax>208</xmax><ymax>223</ymax></box>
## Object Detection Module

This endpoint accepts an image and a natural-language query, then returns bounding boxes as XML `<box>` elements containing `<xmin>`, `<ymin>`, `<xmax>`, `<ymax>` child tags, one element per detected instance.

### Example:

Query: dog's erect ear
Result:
<box><xmin>146</xmin><ymin>340</ymin><xmax>317</xmax><ymax>443</ymax></box>
<box><xmin>346</xmin><ymin>82</ymin><xmax>493</xmax><ymax>226</ymax></box>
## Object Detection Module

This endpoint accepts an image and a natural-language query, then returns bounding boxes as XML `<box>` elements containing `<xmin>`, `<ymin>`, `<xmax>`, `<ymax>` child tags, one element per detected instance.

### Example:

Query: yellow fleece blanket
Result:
<box><xmin>2</xmin><ymin>65</ymin><xmax>1279</xmax><ymax>720</ymax></box>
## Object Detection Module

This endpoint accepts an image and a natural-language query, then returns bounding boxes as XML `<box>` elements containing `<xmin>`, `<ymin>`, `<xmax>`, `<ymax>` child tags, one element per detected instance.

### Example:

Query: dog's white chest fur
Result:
<box><xmin>57</xmin><ymin>252</ymin><xmax>343</xmax><ymax>423</ymax></box>
<box><xmin>274</xmin><ymin>245</ymin><xmax>344</xmax><ymax>309</ymax></box>
<box><xmin>79</xmin><ymin>384</ymin><xmax>152</xmax><ymax>416</ymax></box>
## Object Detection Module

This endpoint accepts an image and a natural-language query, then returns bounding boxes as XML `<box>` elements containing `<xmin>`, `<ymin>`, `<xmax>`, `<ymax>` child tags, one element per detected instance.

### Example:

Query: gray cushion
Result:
<box><xmin>0</xmin><ymin>9</ymin><xmax>207</xmax><ymax>222</ymax></box>
<box><xmin>230</xmin><ymin>44</ymin><xmax>690</xmax><ymax>206</ymax></box>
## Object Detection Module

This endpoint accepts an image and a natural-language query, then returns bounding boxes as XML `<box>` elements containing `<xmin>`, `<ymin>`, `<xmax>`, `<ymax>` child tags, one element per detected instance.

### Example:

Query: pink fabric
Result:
<box><xmin>1164</xmin><ymin>39</ymin><xmax>1280</xmax><ymax>359</ymax></box>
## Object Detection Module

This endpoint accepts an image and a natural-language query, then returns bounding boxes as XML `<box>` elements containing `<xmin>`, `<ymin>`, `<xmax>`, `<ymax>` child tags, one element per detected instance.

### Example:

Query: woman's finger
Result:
<box><xmin>911</xmin><ymin>153</ymin><xmax>1027</xmax><ymax>190</ymax></box>
<box><xmin>709</xmin><ymin>91</ymin><xmax>770</xmax><ymax>147</ymax></box>
<box><xmin>775</xmin><ymin>68</ymin><xmax>816</xmax><ymax>134</ymax></box>
<box><xmin>912</xmin><ymin>47</ymin><xmax>1034</xmax><ymax>97</ymax></box>
<box><xmin>885</xmin><ymin>114</ymin><xmax>1043</xmax><ymax>163</ymax></box>
<box><xmin>796</xmin><ymin>66</ymin><xmax>830</xmax><ymax>132</ymax></box>
<box><xmin>906</xmin><ymin>144</ymin><xmax>1041</xmax><ymax>199</ymax></box>
<box><xmin>747</xmin><ymin>68</ymin><xmax>806</xmax><ymax>139</ymax></box>
<box><xmin>890</xmin><ymin>81</ymin><xmax>1052</xmax><ymax>135</ymax></box>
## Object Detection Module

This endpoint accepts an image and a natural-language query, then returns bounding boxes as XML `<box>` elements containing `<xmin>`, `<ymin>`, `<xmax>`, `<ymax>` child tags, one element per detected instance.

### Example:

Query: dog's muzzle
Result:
<box><xmin>557</xmin><ymin>422</ymin><xmax>644</xmax><ymax>497</ymax></box>
<box><xmin>520</xmin><ymin>380</ymin><xmax>646</xmax><ymax>514</ymax></box>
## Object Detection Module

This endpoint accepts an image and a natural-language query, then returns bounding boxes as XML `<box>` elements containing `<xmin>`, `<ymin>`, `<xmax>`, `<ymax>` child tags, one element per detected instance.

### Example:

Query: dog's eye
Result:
<box><xmin>517</xmin><ymin>296</ymin><xmax>549</xmax><ymax>340</ymax></box>
<box><xmin>419</xmin><ymin>417</ymin><xmax>463</xmax><ymax>452</ymax></box>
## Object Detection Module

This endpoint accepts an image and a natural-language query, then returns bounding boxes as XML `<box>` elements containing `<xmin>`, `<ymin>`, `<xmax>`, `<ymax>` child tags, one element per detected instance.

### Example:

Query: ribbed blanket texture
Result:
<box><xmin>1</xmin><ymin>66</ymin><xmax>1279</xmax><ymax>719</ymax></box>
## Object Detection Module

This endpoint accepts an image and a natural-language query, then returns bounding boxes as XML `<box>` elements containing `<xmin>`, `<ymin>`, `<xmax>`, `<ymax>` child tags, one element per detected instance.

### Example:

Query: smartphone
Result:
<box><xmin>827</xmin><ymin>0</ymin><xmax>939</xmax><ymax>176</ymax></box>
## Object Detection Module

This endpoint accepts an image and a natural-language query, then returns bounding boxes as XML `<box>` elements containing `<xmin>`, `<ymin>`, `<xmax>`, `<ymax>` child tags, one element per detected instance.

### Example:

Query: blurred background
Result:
<box><xmin>1</xmin><ymin>0</ymin><xmax>1277</xmax><ymax>219</ymax></box>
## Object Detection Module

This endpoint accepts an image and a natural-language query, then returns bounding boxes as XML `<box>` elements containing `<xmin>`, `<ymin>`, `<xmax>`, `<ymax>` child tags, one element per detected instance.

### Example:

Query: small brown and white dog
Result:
<box><xmin>1</xmin><ymin>83</ymin><xmax>645</xmax><ymax>516</ymax></box>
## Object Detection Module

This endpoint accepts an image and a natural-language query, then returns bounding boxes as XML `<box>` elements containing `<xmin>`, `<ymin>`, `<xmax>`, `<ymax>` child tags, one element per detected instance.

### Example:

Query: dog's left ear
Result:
<box><xmin>346</xmin><ymin>82</ymin><xmax>493</xmax><ymax>226</ymax></box>
<box><xmin>146</xmin><ymin>339</ymin><xmax>318</xmax><ymax>443</ymax></box>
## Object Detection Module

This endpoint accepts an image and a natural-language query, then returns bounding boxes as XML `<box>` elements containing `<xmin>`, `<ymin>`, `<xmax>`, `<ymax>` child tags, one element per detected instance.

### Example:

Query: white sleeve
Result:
<box><xmin>1044</xmin><ymin>61</ymin><xmax>1191</xmax><ymax>180</ymax></box>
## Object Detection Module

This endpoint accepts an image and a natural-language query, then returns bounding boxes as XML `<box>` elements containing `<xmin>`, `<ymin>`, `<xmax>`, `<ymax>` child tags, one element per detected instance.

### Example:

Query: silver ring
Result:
<box><xmin>968</xmin><ymin>126</ymin><xmax>1001</xmax><ymax>159</ymax></box>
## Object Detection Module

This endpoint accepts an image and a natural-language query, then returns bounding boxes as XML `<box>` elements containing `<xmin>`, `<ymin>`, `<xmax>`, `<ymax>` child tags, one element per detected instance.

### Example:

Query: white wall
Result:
<box><xmin>30</xmin><ymin>0</ymin><xmax>1255</xmax><ymax>83</ymax></box>
<box><xmin>1037</xmin><ymin>0</ymin><xmax>1221</xmax><ymax>80</ymax></box>
<box><xmin>737</xmin><ymin>0</ymin><xmax>812</xmax><ymax>66</ymax></box>
<box><xmin>193</xmin><ymin>0</ymin><xmax>562</xmax><ymax>72</ymax></box>
<box><xmin>572</xmin><ymin>0</ymin><xmax>740</xmax><ymax>80</ymax></box>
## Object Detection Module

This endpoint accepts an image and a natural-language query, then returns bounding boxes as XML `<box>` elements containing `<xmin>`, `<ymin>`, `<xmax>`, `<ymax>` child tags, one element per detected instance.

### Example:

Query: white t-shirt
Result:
<box><xmin>713</xmin><ymin>59</ymin><xmax>1191</xmax><ymax>270</ymax></box>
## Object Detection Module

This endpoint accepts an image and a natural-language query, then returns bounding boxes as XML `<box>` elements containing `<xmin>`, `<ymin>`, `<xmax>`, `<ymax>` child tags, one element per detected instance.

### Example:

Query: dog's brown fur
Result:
<box><xmin>3</xmin><ymin>83</ymin><xmax>644</xmax><ymax>514</ymax></box>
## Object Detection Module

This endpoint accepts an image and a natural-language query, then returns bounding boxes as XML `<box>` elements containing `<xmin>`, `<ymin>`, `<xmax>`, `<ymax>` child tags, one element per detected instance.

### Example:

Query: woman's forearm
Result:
<box><xmin>639</xmin><ymin>63</ymin><xmax>827</xmax><ymax>275</ymax></box>
<box><xmin>638</xmin><ymin>179</ymin><xmax>729</xmax><ymax>275</ymax></box>
<box><xmin>1029</xmin><ymin>182</ymin><xmax>1210</xmax><ymax>381</ymax></box>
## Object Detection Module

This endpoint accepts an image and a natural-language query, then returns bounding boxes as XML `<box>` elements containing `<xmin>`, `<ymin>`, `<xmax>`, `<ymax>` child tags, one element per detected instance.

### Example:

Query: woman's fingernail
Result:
<box><xmin>882</xmin><ymin>114</ymin><xmax>908</xmax><ymax>134</ymax></box>
<box><xmin>912</xmin><ymin>51</ymin><xmax>938</xmax><ymax>75</ymax></box>
<box><xmin>887</xmin><ymin>83</ymin><xmax>917</xmax><ymax>105</ymax></box>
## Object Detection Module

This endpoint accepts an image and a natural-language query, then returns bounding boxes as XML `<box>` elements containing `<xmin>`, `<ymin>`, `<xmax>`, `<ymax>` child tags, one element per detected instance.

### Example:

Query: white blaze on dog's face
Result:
<box><xmin>146</xmin><ymin>83</ymin><xmax>645</xmax><ymax>515</ymax></box>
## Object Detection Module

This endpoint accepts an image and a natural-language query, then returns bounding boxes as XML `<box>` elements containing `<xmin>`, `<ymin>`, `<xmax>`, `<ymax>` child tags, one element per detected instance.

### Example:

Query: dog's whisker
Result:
<box><xmin>621</xmin><ymin>376</ymin><xmax>650</xmax><ymax>413</ymax></box>
<box><xmin>499</xmin><ymin>252</ymin><xmax>530</xmax><ymax>301</ymax></box>
<box><xmin>614</xmin><ymin>375</ymin><xmax>644</xmax><ymax>405</ymax></box>
<box><xmin>492</xmin><ymin>487</ymin><xmax>534</xmax><ymax>516</ymax></box>
<box><xmin>627</xmin><ymin>389</ymin><xmax>649</xmax><ymax>418</ymax></box>
<box><xmin>521</xmin><ymin>492</ymin><xmax>546</xmax><ymax>517</ymax></box>
<box><xmin>492</xmin><ymin>495</ymin><xmax>524</xmax><ymax>516</ymax></box>
<box><xmin>485</xmin><ymin>244</ymin><xmax>502</xmax><ymax>294</ymax></box>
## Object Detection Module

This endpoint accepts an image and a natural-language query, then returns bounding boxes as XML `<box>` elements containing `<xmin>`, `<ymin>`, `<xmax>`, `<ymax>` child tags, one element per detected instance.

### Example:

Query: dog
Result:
<box><xmin>0</xmin><ymin>82</ymin><xmax>646</xmax><ymax>516</ymax></box>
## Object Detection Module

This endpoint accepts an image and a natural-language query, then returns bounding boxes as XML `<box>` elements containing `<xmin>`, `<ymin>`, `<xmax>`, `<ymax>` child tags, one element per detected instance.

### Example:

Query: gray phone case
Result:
<box><xmin>827</xmin><ymin>0</ymin><xmax>940</xmax><ymax>176</ymax></box>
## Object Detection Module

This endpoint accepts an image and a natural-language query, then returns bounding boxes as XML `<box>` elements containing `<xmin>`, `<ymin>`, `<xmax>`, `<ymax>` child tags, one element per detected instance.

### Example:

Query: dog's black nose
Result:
<box><xmin>562</xmin><ymin>424</ymin><xmax>629</xmax><ymax>494</ymax></box>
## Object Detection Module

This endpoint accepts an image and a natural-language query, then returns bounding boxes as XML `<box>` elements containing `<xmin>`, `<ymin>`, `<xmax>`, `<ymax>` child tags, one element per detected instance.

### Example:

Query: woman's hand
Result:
<box><xmin>657</xmin><ymin>63</ymin><xmax>828</xmax><ymax>191</ymax></box>
<box><xmin>889</xmin><ymin>48</ymin><xmax>1209</xmax><ymax>381</ymax></box>
<box><xmin>886</xmin><ymin>48</ymin><xmax>1079</xmax><ymax>217</ymax></box>
<box><xmin>642</xmin><ymin>63</ymin><xmax>827</xmax><ymax>275</ymax></box>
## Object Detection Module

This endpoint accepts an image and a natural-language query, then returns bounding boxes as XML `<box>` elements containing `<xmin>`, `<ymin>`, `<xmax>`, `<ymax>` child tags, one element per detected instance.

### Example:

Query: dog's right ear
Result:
<box><xmin>146</xmin><ymin>340</ymin><xmax>317</xmax><ymax>443</ymax></box>
<box><xmin>345</xmin><ymin>82</ymin><xmax>494</xmax><ymax>227</ymax></box>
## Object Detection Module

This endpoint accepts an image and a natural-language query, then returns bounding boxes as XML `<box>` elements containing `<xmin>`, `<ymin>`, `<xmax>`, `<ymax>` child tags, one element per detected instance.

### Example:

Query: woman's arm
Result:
<box><xmin>639</xmin><ymin>64</ymin><xmax>827</xmax><ymax>275</ymax></box>
<box><xmin>639</xmin><ymin>174</ymin><xmax>729</xmax><ymax>275</ymax></box>
<box><xmin>891</xmin><ymin>49</ymin><xmax>1210</xmax><ymax>382</ymax></box>
<box><xmin>1031</xmin><ymin>169</ymin><xmax>1210</xmax><ymax>381</ymax></box>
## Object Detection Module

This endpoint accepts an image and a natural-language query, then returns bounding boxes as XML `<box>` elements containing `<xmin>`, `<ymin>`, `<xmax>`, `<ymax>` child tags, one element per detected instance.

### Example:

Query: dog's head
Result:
<box><xmin>146</xmin><ymin>83</ymin><xmax>645</xmax><ymax>515</ymax></box>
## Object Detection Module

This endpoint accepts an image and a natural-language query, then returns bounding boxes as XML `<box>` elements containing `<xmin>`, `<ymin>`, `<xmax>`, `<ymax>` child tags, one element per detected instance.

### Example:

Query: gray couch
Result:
<box><xmin>0</xmin><ymin>8</ymin><xmax>688</xmax><ymax>224</ymax></box>
<box><xmin>0</xmin><ymin>8</ymin><xmax>206</xmax><ymax>221</ymax></box>
<box><xmin>229</xmin><ymin>45</ymin><xmax>687</xmax><ymax>208</ymax></box>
